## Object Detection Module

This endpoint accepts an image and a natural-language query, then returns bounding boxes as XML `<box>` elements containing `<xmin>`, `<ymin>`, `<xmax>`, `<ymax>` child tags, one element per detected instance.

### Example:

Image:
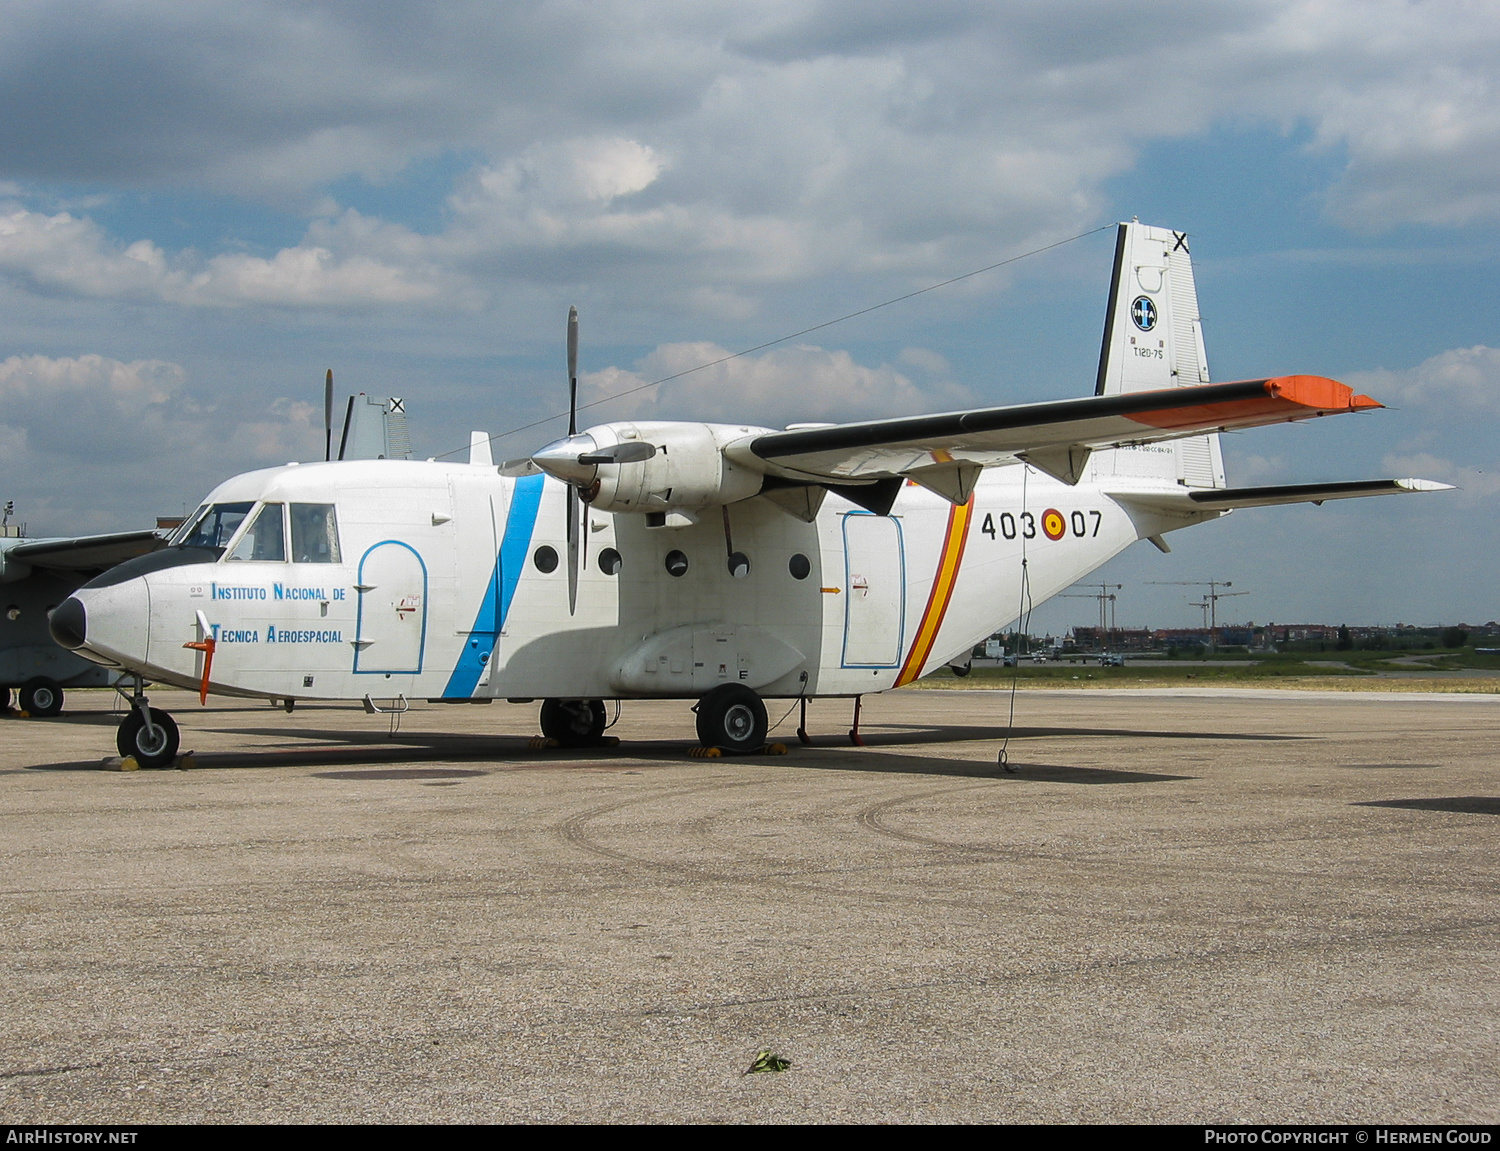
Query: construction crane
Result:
<box><xmin>1058</xmin><ymin>583</ymin><xmax>1122</xmax><ymax>652</ymax></box>
<box><xmin>1149</xmin><ymin>579</ymin><xmax>1248</xmax><ymax>655</ymax></box>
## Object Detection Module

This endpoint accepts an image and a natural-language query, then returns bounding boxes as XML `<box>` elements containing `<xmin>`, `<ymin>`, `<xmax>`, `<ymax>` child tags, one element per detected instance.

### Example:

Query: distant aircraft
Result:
<box><xmin>51</xmin><ymin>222</ymin><xmax>1449</xmax><ymax>766</ymax></box>
<box><xmin>2</xmin><ymin>520</ymin><xmax>164</xmax><ymax>715</ymax></box>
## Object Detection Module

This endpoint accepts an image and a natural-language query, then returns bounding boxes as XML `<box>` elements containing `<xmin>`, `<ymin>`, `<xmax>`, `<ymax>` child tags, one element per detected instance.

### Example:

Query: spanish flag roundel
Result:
<box><xmin>1042</xmin><ymin>508</ymin><xmax>1066</xmax><ymax>540</ymax></box>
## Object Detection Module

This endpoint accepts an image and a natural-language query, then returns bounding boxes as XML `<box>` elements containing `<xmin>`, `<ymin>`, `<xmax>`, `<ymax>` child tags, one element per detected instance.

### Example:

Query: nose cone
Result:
<box><xmin>49</xmin><ymin>596</ymin><xmax>87</xmax><ymax>649</ymax></box>
<box><xmin>531</xmin><ymin>433</ymin><xmax>599</xmax><ymax>487</ymax></box>
<box><xmin>58</xmin><ymin>577</ymin><xmax>152</xmax><ymax>669</ymax></box>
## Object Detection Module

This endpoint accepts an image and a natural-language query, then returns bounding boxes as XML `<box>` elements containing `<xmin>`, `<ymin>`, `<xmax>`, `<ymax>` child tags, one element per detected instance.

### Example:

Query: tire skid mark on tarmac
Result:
<box><xmin>552</xmin><ymin>777</ymin><xmax>1043</xmax><ymax>911</ymax></box>
<box><xmin>639</xmin><ymin>911</ymin><xmax>1500</xmax><ymax>1021</ymax></box>
<box><xmin>854</xmin><ymin>788</ymin><xmax>1497</xmax><ymax>891</ymax></box>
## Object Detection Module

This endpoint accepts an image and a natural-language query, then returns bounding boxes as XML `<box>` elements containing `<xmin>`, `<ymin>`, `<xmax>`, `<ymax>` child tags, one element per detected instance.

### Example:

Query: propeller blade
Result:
<box><xmin>324</xmin><ymin>369</ymin><xmax>334</xmax><ymax>461</ymax></box>
<box><xmin>567</xmin><ymin>305</ymin><xmax>579</xmax><ymax>436</ymax></box>
<box><xmin>566</xmin><ymin>485</ymin><xmax>579</xmax><ymax>615</ymax></box>
<box><xmin>577</xmin><ymin>441</ymin><xmax>657</xmax><ymax>465</ymax></box>
<box><xmin>497</xmin><ymin>457</ymin><xmax>541</xmax><ymax>477</ymax></box>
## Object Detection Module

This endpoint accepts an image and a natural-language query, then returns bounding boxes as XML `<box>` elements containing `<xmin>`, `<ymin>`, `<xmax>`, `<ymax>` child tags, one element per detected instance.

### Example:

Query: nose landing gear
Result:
<box><xmin>18</xmin><ymin>677</ymin><xmax>64</xmax><ymax>718</ymax></box>
<box><xmin>113</xmin><ymin>676</ymin><xmax>180</xmax><ymax>768</ymax></box>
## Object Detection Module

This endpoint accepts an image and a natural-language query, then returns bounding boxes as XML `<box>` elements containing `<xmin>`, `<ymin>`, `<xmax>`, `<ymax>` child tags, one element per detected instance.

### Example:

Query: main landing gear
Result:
<box><xmin>694</xmin><ymin>683</ymin><xmax>768</xmax><ymax>755</ymax></box>
<box><xmin>10</xmin><ymin>677</ymin><xmax>65</xmax><ymax>717</ymax></box>
<box><xmin>539</xmin><ymin>698</ymin><xmax>608</xmax><ymax>747</ymax></box>
<box><xmin>113</xmin><ymin>676</ymin><xmax>179</xmax><ymax>768</ymax></box>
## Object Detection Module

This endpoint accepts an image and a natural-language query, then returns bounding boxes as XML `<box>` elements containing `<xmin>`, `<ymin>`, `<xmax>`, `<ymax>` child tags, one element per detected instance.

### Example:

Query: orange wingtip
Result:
<box><xmin>1263</xmin><ymin>375</ymin><xmax>1382</xmax><ymax>412</ymax></box>
<box><xmin>1128</xmin><ymin>375</ymin><xmax>1382</xmax><ymax>431</ymax></box>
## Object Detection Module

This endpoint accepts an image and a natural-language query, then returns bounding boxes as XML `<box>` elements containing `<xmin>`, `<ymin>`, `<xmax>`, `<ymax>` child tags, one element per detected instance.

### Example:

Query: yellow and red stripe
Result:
<box><xmin>895</xmin><ymin>496</ymin><xmax>975</xmax><ymax>686</ymax></box>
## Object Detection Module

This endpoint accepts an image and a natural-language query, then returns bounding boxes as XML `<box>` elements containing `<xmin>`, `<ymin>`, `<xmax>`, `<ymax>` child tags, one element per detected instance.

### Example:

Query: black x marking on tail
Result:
<box><xmin>1172</xmin><ymin>231</ymin><xmax>1190</xmax><ymax>253</ymax></box>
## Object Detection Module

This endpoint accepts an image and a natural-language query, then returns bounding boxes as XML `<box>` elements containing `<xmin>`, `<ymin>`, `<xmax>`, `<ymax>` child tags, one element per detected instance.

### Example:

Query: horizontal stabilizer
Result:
<box><xmin>728</xmin><ymin>376</ymin><xmax>1381</xmax><ymax>486</ymax></box>
<box><xmin>1121</xmin><ymin>478</ymin><xmax>1452</xmax><ymax>513</ymax></box>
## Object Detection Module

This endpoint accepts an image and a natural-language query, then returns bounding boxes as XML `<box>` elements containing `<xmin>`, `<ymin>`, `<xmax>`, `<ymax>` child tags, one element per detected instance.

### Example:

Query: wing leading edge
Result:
<box><xmin>726</xmin><ymin>375</ymin><xmax>1381</xmax><ymax>490</ymax></box>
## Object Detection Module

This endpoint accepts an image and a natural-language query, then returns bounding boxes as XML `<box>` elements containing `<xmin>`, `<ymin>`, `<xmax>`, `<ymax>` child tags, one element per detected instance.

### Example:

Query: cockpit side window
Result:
<box><xmin>228</xmin><ymin>503</ymin><xmax>286</xmax><ymax>562</ymax></box>
<box><xmin>169</xmin><ymin>505</ymin><xmax>208</xmax><ymax>546</ymax></box>
<box><xmin>178</xmin><ymin>502</ymin><xmax>254</xmax><ymax>552</ymax></box>
<box><xmin>290</xmin><ymin>503</ymin><xmax>341</xmax><ymax>564</ymax></box>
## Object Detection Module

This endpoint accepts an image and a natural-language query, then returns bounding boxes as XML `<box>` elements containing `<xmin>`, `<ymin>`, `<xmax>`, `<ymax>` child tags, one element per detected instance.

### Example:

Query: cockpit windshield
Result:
<box><xmin>172</xmin><ymin>502</ymin><xmax>254</xmax><ymax>551</ymax></box>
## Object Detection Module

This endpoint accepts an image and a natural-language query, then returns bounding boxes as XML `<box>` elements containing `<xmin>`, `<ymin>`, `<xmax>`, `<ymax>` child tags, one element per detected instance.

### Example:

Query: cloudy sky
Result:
<box><xmin>1</xmin><ymin>0</ymin><xmax>1496</xmax><ymax>628</ymax></box>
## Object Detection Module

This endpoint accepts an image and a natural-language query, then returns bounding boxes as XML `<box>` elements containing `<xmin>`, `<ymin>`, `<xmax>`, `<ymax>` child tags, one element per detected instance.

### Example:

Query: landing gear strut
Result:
<box><xmin>19</xmin><ymin>677</ymin><xmax>64</xmax><ymax>717</ymax></box>
<box><xmin>539</xmin><ymin>698</ymin><xmax>607</xmax><ymax>747</ymax></box>
<box><xmin>113</xmin><ymin>676</ymin><xmax>179</xmax><ymax>768</ymax></box>
<box><xmin>695</xmin><ymin>683</ymin><xmax>768</xmax><ymax>754</ymax></box>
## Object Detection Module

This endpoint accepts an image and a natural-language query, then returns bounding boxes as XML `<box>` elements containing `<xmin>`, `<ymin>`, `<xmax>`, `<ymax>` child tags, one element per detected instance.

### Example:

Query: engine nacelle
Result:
<box><xmin>582</xmin><ymin>421</ymin><xmax>768</xmax><ymax>514</ymax></box>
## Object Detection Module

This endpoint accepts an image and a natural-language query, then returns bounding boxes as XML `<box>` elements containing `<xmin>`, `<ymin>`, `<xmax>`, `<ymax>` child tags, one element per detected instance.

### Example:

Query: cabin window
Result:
<box><xmin>533</xmin><ymin>545</ymin><xmax>558</xmax><ymax>574</ymax></box>
<box><xmin>179</xmin><ymin>502</ymin><xmax>254</xmax><ymax>552</ymax></box>
<box><xmin>228</xmin><ymin>503</ymin><xmax>286</xmax><ymax>562</ymax></box>
<box><xmin>664</xmin><ymin>550</ymin><xmax>688</xmax><ymax>577</ymax></box>
<box><xmin>290</xmin><ymin>503</ymin><xmax>341</xmax><ymax>564</ymax></box>
<box><xmin>597</xmin><ymin>548</ymin><xmax>622</xmax><ymax>576</ymax></box>
<box><xmin>788</xmin><ymin>553</ymin><xmax>811</xmax><ymax>580</ymax></box>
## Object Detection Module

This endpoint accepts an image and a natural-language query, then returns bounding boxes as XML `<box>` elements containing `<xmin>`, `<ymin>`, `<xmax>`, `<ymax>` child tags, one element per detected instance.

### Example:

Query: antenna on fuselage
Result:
<box><xmin>324</xmin><ymin>369</ymin><xmax>334</xmax><ymax>461</ymax></box>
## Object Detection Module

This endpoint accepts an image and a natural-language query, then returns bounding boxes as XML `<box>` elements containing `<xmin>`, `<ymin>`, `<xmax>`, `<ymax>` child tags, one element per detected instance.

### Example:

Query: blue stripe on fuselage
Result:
<box><xmin>442</xmin><ymin>473</ymin><xmax>545</xmax><ymax>698</ymax></box>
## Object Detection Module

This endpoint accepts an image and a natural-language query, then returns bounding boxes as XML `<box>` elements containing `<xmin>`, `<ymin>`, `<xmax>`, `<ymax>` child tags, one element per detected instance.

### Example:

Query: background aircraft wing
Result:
<box><xmin>7</xmin><ymin>529</ymin><xmax>165</xmax><ymax>573</ymax></box>
<box><xmin>729</xmin><ymin>376</ymin><xmax>1380</xmax><ymax>491</ymax></box>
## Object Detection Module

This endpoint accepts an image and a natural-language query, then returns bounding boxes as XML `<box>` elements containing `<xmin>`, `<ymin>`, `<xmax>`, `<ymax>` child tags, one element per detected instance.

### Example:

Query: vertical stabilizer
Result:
<box><xmin>1094</xmin><ymin>221</ymin><xmax>1224</xmax><ymax>488</ymax></box>
<box><xmin>341</xmin><ymin>394</ymin><xmax>414</xmax><ymax>461</ymax></box>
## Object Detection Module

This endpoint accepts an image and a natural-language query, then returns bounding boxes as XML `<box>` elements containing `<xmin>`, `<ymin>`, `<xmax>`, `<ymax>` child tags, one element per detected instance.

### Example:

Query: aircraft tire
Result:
<box><xmin>951</xmin><ymin>662</ymin><xmax>972</xmax><ymax>677</ymax></box>
<box><xmin>116</xmin><ymin>708</ymin><xmax>180</xmax><ymax>768</ymax></box>
<box><xmin>695</xmin><ymin>684</ymin><xmax>768</xmax><ymax>754</ymax></box>
<box><xmin>20</xmin><ymin>678</ymin><xmax>64</xmax><ymax>717</ymax></box>
<box><xmin>539</xmin><ymin>698</ymin><xmax>606</xmax><ymax>747</ymax></box>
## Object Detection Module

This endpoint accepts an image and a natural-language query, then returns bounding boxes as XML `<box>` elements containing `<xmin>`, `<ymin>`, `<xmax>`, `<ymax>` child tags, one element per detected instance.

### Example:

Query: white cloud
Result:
<box><xmin>1347</xmin><ymin>346</ymin><xmax>1500</xmax><ymax>412</ymax></box>
<box><xmin>0</xmin><ymin>205</ymin><xmax>454</xmax><ymax>309</ymax></box>
<box><xmin>577</xmin><ymin>340</ymin><xmax>970</xmax><ymax>428</ymax></box>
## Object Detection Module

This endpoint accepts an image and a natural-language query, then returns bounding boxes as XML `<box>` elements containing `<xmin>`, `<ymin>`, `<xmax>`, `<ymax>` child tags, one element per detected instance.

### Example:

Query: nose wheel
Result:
<box><xmin>117</xmin><ymin>707</ymin><xmax>180</xmax><ymax>768</ymax></box>
<box><xmin>112</xmin><ymin>677</ymin><xmax>180</xmax><ymax>768</ymax></box>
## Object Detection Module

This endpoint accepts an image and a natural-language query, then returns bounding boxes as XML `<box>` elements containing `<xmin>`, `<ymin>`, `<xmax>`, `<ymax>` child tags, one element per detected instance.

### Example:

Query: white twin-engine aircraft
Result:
<box><xmin>52</xmin><ymin>222</ymin><xmax>1447</xmax><ymax>767</ymax></box>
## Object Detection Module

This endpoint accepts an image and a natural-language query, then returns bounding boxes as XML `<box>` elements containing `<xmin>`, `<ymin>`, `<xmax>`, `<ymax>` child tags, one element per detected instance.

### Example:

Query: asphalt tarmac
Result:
<box><xmin>1</xmin><ymin>686</ymin><xmax>1496</xmax><ymax>1124</ymax></box>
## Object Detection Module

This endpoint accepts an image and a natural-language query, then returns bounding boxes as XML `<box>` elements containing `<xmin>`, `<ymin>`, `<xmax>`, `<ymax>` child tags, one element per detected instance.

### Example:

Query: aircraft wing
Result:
<box><xmin>728</xmin><ymin>376</ymin><xmax>1380</xmax><ymax>491</ymax></box>
<box><xmin>6</xmin><ymin>529</ymin><xmax>165</xmax><ymax>573</ymax></box>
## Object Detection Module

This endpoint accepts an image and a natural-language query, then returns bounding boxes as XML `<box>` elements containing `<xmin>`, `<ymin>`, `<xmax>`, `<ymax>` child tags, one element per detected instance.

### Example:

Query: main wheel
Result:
<box><xmin>20</xmin><ymin>678</ymin><xmax>63</xmax><ymax>717</ymax></box>
<box><xmin>695</xmin><ymin>684</ymin><xmax>768</xmax><ymax>754</ymax></box>
<box><xmin>116</xmin><ymin>708</ymin><xmax>179</xmax><ymax>768</ymax></box>
<box><xmin>539</xmin><ymin>698</ymin><xmax>606</xmax><ymax>747</ymax></box>
<box><xmin>951</xmin><ymin>662</ymin><xmax>972</xmax><ymax>678</ymax></box>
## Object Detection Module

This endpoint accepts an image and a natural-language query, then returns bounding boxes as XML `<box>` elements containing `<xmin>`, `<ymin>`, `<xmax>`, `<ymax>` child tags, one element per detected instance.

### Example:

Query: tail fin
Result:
<box><xmin>1094</xmin><ymin>221</ymin><xmax>1224</xmax><ymax>488</ymax></box>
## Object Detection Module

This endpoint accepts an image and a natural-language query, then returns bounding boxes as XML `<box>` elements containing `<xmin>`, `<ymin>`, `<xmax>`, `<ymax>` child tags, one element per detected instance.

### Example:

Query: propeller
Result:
<box><xmin>324</xmin><ymin>369</ymin><xmax>334</xmax><ymax>461</ymax></box>
<box><xmin>501</xmin><ymin>307</ymin><xmax>659</xmax><ymax>614</ymax></box>
<box><xmin>565</xmin><ymin>306</ymin><xmax>582</xmax><ymax>614</ymax></box>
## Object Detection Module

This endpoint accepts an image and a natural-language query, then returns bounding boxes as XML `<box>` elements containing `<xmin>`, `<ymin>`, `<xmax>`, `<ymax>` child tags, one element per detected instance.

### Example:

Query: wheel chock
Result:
<box><xmin>103</xmin><ymin>756</ymin><xmax>141</xmax><ymax>772</ymax></box>
<box><xmin>597</xmin><ymin>735</ymin><xmax>621</xmax><ymax>748</ymax></box>
<box><xmin>177</xmin><ymin>753</ymin><xmax>197</xmax><ymax>771</ymax></box>
<box><xmin>18</xmin><ymin>710</ymin><xmax>30</xmax><ymax>719</ymax></box>
<box><xmin>527</xmin><ymin>736</ymin><xmax>560</xmax><ymax>750</ymax></box>
<box><xmin>764</xmin><ymin>743</ymin><xmax>788</xmax><ymax>756</ymax></box>
<box><xmin>689</xmin><ymin>746</ymin><xmax>721</xmax><ymax>758</ymax></box>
